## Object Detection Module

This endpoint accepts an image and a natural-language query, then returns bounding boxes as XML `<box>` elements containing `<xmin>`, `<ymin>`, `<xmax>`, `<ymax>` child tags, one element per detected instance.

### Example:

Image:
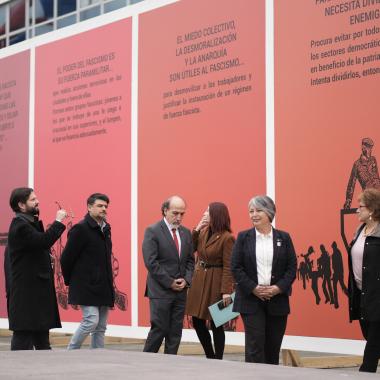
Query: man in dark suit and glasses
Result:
<box><xmin>143</xmin><ymin>195</ymin><xmax>194</xmax><ymax>354</ymax></box>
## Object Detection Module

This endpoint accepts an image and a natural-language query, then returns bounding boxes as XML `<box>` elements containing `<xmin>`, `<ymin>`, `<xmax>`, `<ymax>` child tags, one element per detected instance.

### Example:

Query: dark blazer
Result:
<box><xmin>348</xmin><ymin>224</ymin><xmax>380</xmax><ymax>322</ymax></box>
<box><xmin>143</xmin><ymin>220</ymin><xmax>194</xmax><ymax>299</ymax></box>
<box><xmin>231</xmin><ymin>227</ymin><xmax>297</xmax><ymax>315</ymax></box>
<box><xmin>7</xmin><ymin>214</ymin><xmax>65</xmax><ymax>331</ymax></box>
<box><xmin>60</xmin><ymin>213</ymin><xmax>115</xmax><ymax>307</ymax></box>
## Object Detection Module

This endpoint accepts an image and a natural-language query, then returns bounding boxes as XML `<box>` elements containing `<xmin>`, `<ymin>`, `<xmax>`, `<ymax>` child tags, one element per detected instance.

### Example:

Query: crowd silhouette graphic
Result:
<box><xmin>297</xmin><ymin>242</ymin><xmax>348</xmax><ymax>308</ymax></box>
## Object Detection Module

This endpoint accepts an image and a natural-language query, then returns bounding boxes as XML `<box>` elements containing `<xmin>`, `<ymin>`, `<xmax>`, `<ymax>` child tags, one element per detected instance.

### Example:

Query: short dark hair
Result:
<box><xmin>87</xmin><ymin>193</ymin><xmax>109</xmax><ymax>206</ymax></box>
<box><xmin>9</xmin><ymin>187</ymin><xmax>34</xmax><ymax>212</ymax></box>
<box><xmin>359</xmin><ymin>188</ymin><xmax>380</xmax><ymax>221</ymax></box>
<box><xmin>209</xmin><ymin>202</ymin><xmax>231</xmax><ymax>234</ymax></box>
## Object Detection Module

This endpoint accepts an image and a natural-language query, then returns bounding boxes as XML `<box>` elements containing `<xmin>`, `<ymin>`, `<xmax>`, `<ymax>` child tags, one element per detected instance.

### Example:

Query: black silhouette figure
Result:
<box><xmin>318</xmin><ymin>244</ymin><xmax>334</xmax><ymax>305</ymax></box>
<box><xmin>331</xmin><ymin>241</ymin><xmax>348</xmax><ymax>309</ymax></box>
<box><xmin>301</xmin><ymin>246</ymin><xmax>321</xmax><ymax>305</ymax></box>
<box><xmin>298</xmin><ymin>256</ymin><xmax>309</xmax><ymax>290</ymax></box>
<box><xmin>344</xmin><ymin>137</ymin><xmax>380</xmax><ymax>209</ymax></box>
<box><xmin>298</xmin><ymin>242</ymin><xmax>349</xmax><ymax>309</ymax></box>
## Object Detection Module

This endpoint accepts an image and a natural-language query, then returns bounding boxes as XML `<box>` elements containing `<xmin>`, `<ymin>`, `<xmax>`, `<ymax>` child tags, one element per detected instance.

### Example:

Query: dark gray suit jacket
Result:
<box><xmin>143</xmin><ymin>220</ymin><xmax>194</xmax><ymax>299</ymax></box>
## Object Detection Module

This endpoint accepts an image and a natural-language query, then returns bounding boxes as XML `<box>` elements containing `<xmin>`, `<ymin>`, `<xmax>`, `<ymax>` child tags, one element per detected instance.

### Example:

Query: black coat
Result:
<box><xmin>60</xmin><ymin>214</ymin><xmax>115</xmax><ymax>307</ymax></box>
<box><xmin>4</xmin><ymin>245</ymin><xmax>11</xmax><ymax>315</ymax></box>
<box><xmin>348</xmin><ymin>224</ymin><xmax>380</xmax><ymax>322</ymax></box>
<box><xmin>4</xmin><ymin>246</ymin><xmax>10</xmax><ymax>299</ymax></box>
<box><xmin>7</xmin><ymin>214</ymin><xmax>65</xmax><ymax>331</ymax></box>
<box><xmin>231</xmin><ymin>228</ymin><xmax>297</xmax><ymax>316</ymax></box>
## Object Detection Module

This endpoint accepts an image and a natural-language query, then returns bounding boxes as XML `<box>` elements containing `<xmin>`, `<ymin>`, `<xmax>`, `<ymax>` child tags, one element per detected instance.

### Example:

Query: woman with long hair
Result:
<box><xmin>186</xmin><ymin>202</ymin><xmax>234</xmax><ymax>359</ymax></box>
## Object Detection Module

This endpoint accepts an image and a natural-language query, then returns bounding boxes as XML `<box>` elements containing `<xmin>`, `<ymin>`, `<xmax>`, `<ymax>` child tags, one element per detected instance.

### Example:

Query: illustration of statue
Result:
<box><xmin>344</xmin><ymin>137</ymin><xmax>380</xmax><ymax>209</ymax></box>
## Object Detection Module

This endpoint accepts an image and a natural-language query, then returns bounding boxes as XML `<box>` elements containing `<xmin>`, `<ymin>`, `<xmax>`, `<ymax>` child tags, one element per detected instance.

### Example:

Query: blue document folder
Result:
<box><xmin>208</xmin><ymin>292</ymin><xmax>240</xmax><ymax>328</ymax></box>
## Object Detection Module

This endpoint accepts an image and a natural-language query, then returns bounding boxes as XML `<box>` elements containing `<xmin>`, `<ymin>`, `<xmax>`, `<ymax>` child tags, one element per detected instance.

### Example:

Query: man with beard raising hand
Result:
<box><xmin>7</xmin><ymin>187</ymin><xmax>67</xmax><ymax>350</ymax></box>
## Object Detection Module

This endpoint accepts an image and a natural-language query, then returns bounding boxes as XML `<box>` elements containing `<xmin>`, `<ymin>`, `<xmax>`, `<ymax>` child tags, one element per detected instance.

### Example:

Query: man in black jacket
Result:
<box><xmin>7</xmin><ymin>187</ymin><xmax>67</xmax><ymax>350</ymax></box>
<box><xmin>60</xmin><ymin>193</ymin><xmax>114</xmax><ymax>349</ymax></box>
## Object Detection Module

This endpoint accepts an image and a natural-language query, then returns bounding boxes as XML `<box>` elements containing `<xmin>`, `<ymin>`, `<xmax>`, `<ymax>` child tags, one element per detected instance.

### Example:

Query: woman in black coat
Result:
<box><xmin>348</xmin><ymin>188</ymin><xmax>380</xmax><ymax>372</ymax></box>
<box><xmin>231</xmin><ymin>195</ymin><xmax>296</xmax><ymax>364</ymax></box>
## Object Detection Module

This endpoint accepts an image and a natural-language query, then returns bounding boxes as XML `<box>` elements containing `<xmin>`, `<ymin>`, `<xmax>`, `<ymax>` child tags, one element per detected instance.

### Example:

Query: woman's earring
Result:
<box><xmin>370</xmin><ymin>214</ymin><xmax>373</xmax><ymax>221</ymax></box>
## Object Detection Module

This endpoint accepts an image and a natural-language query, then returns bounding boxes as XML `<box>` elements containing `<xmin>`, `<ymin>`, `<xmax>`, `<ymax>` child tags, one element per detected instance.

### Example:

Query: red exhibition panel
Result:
<box><xmin>138</xmin><ymin>0</ymin><xmax>266</xmax><ymax>326</ymax></box>
<box><xmin>0</xmin><ymin>51</ymin><xmax>30</xmax><ymax>317</ymax></box>
<box><xmin>35</xmin><ymin>19</ymin><xmax>132</xmax><ymax>325</ymax></box>
<box><xmin>275</xmin><ymin>1</ymin><xmax>380</xmax><ymax>338</ymax></box>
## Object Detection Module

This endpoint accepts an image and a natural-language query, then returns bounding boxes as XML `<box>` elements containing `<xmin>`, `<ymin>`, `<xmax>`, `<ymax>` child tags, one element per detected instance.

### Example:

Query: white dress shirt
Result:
<box><xmin>164</xmin><ymin>217</ymin><xmax>181</xmax><ymax>254</ymax></box>
<box><xmin>351</xmin><ymin>228</ymin><xmax>365</xmax><ymax>290</ymax></box>
<box><xmin>256</xmin><ymin>228</ymin><xmax>274</xmax><ymax>286</ymax></box>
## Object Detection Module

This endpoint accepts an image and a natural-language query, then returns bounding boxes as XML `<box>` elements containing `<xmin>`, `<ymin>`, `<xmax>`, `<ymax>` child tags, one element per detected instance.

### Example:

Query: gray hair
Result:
<box><xmin>248</xmin><ymin>195</ymin><xmax>276</xmax><ymax>222</ymax></box>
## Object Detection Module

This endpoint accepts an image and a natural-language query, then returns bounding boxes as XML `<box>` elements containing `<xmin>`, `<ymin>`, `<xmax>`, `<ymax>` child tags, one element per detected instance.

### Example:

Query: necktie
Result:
<box><xmin>172</xmin><ymin>228</ymin><xmax>179</xmax><ymax>254</ymax></box>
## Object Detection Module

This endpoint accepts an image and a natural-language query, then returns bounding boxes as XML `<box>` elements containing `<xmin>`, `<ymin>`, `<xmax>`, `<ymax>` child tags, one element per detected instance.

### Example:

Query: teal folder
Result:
<box><xmin>208</xmin><ymin>292</ymin><xmax>240</xmax><ymax>328</ymax></box>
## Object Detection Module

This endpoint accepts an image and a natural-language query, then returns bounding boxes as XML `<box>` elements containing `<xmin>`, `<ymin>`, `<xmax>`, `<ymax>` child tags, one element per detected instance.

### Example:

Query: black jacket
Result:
<box><xmin>4</xmin><ymin>246</ymin><xmax>10</xmax><ymax>296</ymax></box>
<box><xmin>60</xmin><ymin>214</ymin><xmax>115</xmax><ymax>307</ymax></box>
<box><xmin>7</xmin><ymin>213</ymin><xmax>65</xmax><ymax>331</ymax></box>
<box><xmin>348</xmin><ymin>224</ymin><xmax>380</xmax><ymax>322</ymax></box>
<box><xmin>231</xmin><ymin>227</ymin><xmax>297</xmax><ymax>315</ymax></box>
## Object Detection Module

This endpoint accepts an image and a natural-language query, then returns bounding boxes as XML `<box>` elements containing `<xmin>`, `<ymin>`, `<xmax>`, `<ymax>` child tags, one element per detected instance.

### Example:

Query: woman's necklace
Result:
<box><xmin>364</xmin><ymin>222</ymin><xmax>379</xmax><ymax>237</ymax></box>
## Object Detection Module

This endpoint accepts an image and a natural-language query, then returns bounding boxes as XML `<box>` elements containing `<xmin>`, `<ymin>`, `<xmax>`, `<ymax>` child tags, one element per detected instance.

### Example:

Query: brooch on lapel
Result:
<box><xmin>276</xmin><ymin>239</ymin><xmax>282</xmax><ymax>247</ymax></box>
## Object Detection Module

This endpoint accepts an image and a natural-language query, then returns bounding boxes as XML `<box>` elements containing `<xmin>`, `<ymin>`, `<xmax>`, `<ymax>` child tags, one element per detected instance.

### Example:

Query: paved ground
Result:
<box><xmin>0</xmin><ymin>348</ymin><xmax>377</xmax><ymax>380</ymax></box>
<box><xmin>0</xmin><ymin>330</ymin><xmax>246</xmax><ymax>359</ymax></box>
<box><xmin>0</xmin><ymin>329</ymin><xmax>371</xmax><ymax>375</ymax></box>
